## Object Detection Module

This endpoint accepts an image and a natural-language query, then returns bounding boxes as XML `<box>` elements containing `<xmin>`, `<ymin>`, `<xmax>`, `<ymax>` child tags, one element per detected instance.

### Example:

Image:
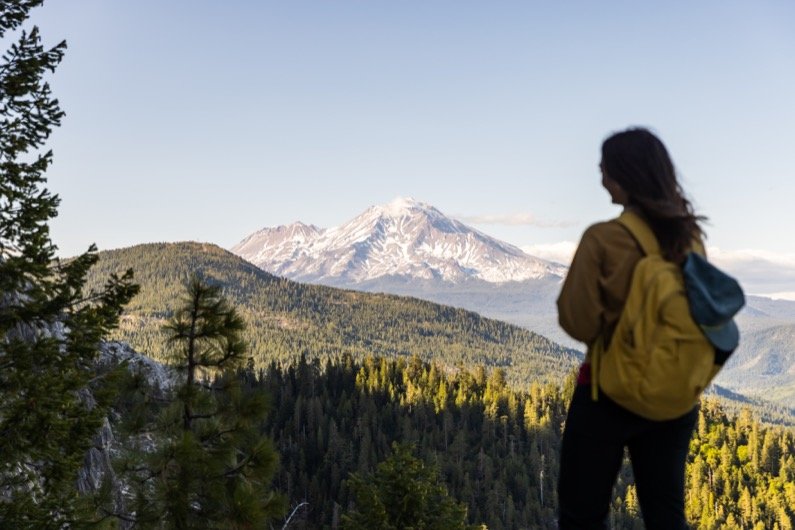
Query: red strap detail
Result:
<box><xmin>577</xmin><ymin>362</ymin><xmax>591</xmax><ymax>385</ymax></box>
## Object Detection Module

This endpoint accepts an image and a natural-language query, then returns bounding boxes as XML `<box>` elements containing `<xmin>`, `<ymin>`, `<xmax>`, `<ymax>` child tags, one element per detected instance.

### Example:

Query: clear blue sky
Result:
<box><xmin>24</xmin><ymin>1</ymin><xmax>795</xmax><ymax>292</ymax></box>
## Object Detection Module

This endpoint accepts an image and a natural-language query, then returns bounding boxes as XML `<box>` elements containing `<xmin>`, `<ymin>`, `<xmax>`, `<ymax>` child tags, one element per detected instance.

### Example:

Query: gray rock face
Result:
<box><xmin>97</xmin><ymin>341</ymin><xmax>176</xmax><ymax>392</ymax></box>
<box><xmin>76</xmin><ymin>341</ymin><xmax>174</xmax><ymax>526</ymax></box>
<box><xmin>77</xmin><ymin>417</ymin><xmax>119</xmax><ymax>494</ymax></box>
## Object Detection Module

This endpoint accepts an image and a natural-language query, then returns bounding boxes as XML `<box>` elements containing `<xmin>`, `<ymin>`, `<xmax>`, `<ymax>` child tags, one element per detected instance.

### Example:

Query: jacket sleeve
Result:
<box><xmin>557</xmin><ymin>225</ymin><xmax>604</xmax><ymax>345</ymax></box>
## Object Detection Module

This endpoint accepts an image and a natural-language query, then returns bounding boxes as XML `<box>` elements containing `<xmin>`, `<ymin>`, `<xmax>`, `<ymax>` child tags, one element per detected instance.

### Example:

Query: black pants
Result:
<box><xmin>558</xmin><ymin>385</ymin><xmax>698</xmax><ymax>529</ymax></box>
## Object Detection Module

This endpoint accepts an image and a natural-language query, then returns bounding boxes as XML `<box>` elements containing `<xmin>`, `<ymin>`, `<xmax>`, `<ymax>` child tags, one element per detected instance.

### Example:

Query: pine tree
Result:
<box><xmin>0</xmin><ymin>1</ymin><xmax>138</xmax><ymax>525</ymax></box>
<box><xmin>342</xmin><ymin>442</ymin><xmax>484</xmax><ymax>530</ymax></box>
<box><xmin>123</xmin><ymin>276</ymin><xmax>285</xmax><ymax>528</ymax></box>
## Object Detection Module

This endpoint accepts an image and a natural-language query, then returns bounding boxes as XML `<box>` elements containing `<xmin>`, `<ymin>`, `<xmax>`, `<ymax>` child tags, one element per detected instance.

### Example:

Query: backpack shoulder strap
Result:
<box><xmin>617</xmin><ymin>210</ymin><xmax>707</xmax><ymax>258</ymax></box>
<box><xmin>616</xmin><ymin>210</ymin><xmax>661</xmax><ymax>256</ymax></box>
<box><xmin>591</xmin><ymin>211</ymin><xmax>660</xmax><ymax>403</ymax></box>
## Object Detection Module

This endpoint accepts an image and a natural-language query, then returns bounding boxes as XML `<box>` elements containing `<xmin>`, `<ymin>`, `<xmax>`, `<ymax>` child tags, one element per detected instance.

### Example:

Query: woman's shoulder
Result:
<box><xmin>581</xmin><ymin>218</ymin><xmax>634</xmax><ymax>243</ymax></box>
<box><xmin>578</xmin><ymin>217</ymin><xmax>642</xmax><ymax>260</ymax></box>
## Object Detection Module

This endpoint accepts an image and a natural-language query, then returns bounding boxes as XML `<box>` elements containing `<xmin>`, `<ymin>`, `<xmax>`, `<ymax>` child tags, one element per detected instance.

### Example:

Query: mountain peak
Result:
<box><xmin>279</xmin><ymin>221</ymin><xmax>322</xmax><ymax>235</ymax></box>
<box><xmin>233</xmin><ymin>199</ymin><xmax>567</xmax><ymax>284</ymax></box>
<box><xmin>371</xmin><ymin>197</ymin><xmax>433</xmax><ymax>218</ymax></box>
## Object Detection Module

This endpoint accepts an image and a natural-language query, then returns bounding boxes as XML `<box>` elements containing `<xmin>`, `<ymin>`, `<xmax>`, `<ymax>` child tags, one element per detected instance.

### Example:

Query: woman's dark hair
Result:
<box><xmin>601</xmin><ymin>127</ymin><xmax>705</xmax><ymax>263</ymax></box>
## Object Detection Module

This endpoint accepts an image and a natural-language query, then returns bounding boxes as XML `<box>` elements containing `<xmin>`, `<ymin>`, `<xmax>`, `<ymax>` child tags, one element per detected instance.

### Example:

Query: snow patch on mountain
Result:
<box><xmin>232</xmin><ymin>197</ymin><xmax>567</xmax><ymax>284</ymax></box>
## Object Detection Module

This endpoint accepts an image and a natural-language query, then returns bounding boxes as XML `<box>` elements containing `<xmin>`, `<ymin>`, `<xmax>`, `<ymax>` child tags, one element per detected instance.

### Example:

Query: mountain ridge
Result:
<box><xmin>84</xmin><ymin>241</ymin><xmax>581</xmax><ymax>387</ymax></box>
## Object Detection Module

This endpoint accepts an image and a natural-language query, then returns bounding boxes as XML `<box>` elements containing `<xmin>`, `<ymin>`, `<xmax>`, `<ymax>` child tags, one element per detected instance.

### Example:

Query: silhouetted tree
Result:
<box><xmin>0</xmin><ymin>1</ymin><xmax>137</xmax><ymax>525</ymax></box>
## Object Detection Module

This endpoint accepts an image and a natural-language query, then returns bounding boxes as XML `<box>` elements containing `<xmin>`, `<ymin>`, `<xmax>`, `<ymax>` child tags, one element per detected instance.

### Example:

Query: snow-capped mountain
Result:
<box><xmin>231</xmin><ymin>197</ymin><xmax>567</xmax><ymax>284</ymax></box>
<box><xmin>232</xmin><ymin>222</ymin><xmax>323</xmax><ymax>276</ymax></box>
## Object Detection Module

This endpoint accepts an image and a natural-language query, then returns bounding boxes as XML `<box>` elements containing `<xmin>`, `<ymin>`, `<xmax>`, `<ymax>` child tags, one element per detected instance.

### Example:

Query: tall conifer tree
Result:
<box><xmin>124</xmin><ymin>277</ymin><xmax>284</xmax><ymax>528</ymax></box>
<box><xmin>0</xmin><ymin>1</ymin><xmax>138</xmax><ymax>525</ymax></box>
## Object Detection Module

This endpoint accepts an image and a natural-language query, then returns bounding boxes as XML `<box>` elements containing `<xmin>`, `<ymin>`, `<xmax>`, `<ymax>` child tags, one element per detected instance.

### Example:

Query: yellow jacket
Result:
<box><xmin>557</xmin><ymin>217</ymin><xmax>643</xmax><ymax>350</ymax></box>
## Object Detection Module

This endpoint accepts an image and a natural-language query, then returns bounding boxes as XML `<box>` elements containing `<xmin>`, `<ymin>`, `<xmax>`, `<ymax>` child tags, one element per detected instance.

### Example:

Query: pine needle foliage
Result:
<box><xmin>0</xmin><ymin>1</ymin><xmax>138</xmax><ymax>526</ymax></box>
<box><xmin>121</xmin><ymin>277</ymin><xmax>285</xmax><ymax>528</ymax></box>
<box><xmin>342</xmin><ymin>442</ymin><xmax>485</xmax><ymax>530</ymax></box>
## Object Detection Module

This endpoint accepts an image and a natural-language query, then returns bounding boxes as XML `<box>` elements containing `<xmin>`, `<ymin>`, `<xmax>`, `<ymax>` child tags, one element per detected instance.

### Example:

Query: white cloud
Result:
<box><xmin>707</xmin><ymin>248</ymin><xmax>795</xmax><ymax>268</ymax></box>
<box><xmin>763</xmin><ymin>292</ymin><xmax>795</xmax><ymax>301</ymax></box>
<box><xmin>521</xmin><ymin>241</ymin><xmax>578</xmax><ymax>265</ymax></box>
<box><xmin>458</xmin><ymin>212</ymin><xmax>576</xmax><ymax>228</ymax></box>
<box><xmin>707</xmin><ymin>247</ymin><xmax>795</xmax><ymax>299</ymax></box>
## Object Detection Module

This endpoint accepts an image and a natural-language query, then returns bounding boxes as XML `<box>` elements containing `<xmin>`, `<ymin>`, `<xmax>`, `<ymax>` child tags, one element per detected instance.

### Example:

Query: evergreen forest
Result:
<box><xmin>247</xmin><ymin>354</ymin><xmax>795</xmax><ymax>529</ymax></box>
<box><xmin>96</xmin><ymin>344</ymin><xmax>795</xmax><ymax>529</ymax></box>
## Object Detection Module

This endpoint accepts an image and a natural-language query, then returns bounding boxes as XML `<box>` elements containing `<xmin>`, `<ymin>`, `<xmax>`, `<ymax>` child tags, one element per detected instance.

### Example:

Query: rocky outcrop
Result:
<box><xmin>77</xmin><ymin>342</ymin><xmax>174</xmax><ymax>526</ymax></box>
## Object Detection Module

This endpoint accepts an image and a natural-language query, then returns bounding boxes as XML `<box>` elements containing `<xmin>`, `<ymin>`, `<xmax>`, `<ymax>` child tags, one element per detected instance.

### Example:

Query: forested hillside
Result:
<box><xmin>247</xmin><ymin>354</ymin><xmax>795</xmax><ymax>529</ymax></box>
<box><xmin>718</xmin><ymin>324</ymin><xmax>795</xmax><ymax>407</ymax></box>
<box><xmin>82</xmin><ymin>242</ymin><xmax>795</xmax><ymax>529</ymax></box>
<box><xmin>83</xmin><ymin>242</ymin><xmax>581</xmax><ymax>386</ymax></box>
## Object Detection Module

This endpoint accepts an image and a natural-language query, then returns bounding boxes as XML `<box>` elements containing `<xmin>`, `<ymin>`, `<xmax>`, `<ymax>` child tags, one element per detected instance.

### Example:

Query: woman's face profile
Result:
<box><xmin>600</xmin><ymin>162</ymin><xmax>628</xmax><ymax>206</ymax></box>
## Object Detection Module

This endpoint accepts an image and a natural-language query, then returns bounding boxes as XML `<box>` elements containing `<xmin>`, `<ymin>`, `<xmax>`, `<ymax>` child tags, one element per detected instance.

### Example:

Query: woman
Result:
<box><xmin>556</xmin><ymin>127</ymin><xmax>703</xmax><ymax>529</ymax></box>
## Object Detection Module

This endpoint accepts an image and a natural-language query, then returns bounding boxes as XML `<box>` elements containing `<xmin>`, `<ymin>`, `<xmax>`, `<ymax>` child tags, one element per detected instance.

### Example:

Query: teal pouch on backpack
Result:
<box><xmin>682</xmin><ymin>252</ymin><xmax>745</xmax><ymax>364</ymax></box>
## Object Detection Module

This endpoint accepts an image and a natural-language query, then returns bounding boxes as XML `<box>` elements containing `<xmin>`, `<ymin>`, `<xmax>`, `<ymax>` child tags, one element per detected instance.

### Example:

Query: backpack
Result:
<box><xmin>591</xmin><ymin>211</ymin><xmax>744</xmax><ymax>421</ymax></box>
